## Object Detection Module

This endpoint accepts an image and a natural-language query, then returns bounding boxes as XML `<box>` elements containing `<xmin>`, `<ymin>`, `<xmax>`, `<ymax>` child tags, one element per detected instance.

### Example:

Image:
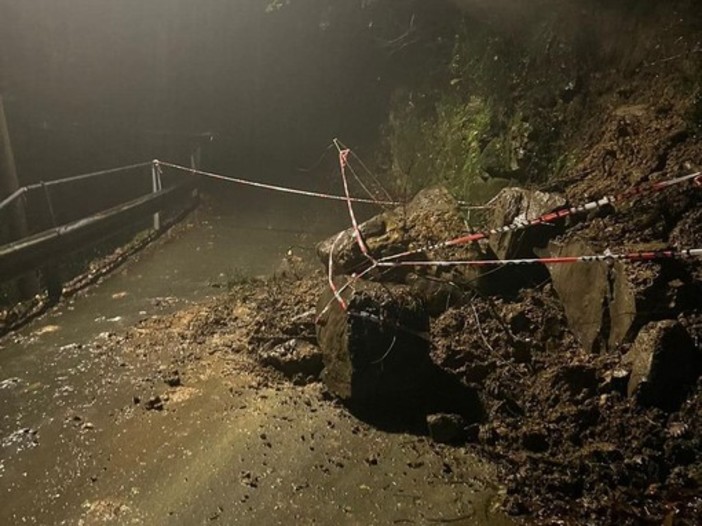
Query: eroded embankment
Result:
<box><xmin>340</xmin><ymin>2</ymin><xmax>702</xmax><ymax>523</ymax></box>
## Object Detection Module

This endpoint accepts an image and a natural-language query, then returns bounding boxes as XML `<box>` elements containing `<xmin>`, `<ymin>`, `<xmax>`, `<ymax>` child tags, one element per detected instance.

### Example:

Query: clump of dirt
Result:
<box><xmin>431</xmin><ymin>287</ymin><xmax>702</xmax><ymax>524</ymax></box>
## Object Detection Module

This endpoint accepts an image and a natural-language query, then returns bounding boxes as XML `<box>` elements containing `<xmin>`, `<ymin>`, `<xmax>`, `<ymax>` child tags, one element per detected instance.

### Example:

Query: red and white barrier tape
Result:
<box><xmin>334</xmin><ymin>141</ymin><xmax>377</xmax><ymax>266</ymax></box>
<box><xmin>316</xmin><ymin>146</ymin><xmax>701</xmax><ymax>322</ymax></box>
<box><xmin>327</xmin><ymin>232</ymin><xmax>348</xmax><ymax>311</ymax></box>
<box><xmin>368</xmin><ymin>171</ymin><xmax>702</xmax><ymax>266</ymax></box>
<box><xmin>378</xmin><ymin>171</ymin><xmax>702</xmax><ymax>264</ymax></box>
<box><xmin>376</xmin><ymin>248</ymin><xmax>702</xmax><ymax>268</ymax></box>
<box><xmin>333</xmin><ymin>138</ymin><xmax>397</xmax><ymax>204</ymax></box>
<box><xmin>315</xmin><ymin>246</ymin><xmax>702</xmax><ymax>324</ymax></box>
<box><xmin>159</xmin><ymin>161</ymin><xmax>401</xmax><ymax>206</ymax></box>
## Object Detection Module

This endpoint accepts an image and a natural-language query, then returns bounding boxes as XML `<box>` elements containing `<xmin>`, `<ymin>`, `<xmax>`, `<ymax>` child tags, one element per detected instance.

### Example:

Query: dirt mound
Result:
<box><xmin>431</xmin><ymin>287</ymin><xmax>702</xmax><ymax>524</ymax></box>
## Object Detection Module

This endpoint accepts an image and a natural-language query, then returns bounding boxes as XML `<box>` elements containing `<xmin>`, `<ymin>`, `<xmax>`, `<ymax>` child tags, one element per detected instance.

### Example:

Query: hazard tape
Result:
<box><xmin>378</xmin><ymin>171</ymin><xmax>702</xmax><ymax>264</ymax></box>
<box><xmin>327</xmin><ymin>232</ymin><xmax>348</xmax><ymax>311</ymax></box>
<box><xmin>159</xmin><ymin>161</ymin><xmax>401</xmax><ymax>206</ymax></box>
<box><xmin>316</xmin><ymin>246</ymin><xmax>702</xmax><ymax>325</ymax></box>
<box><xmin>376</xmin><ymin>248</ymin><xmax>702</xmax><ymax>268</ymax></box>
<box><xmin>334</xmin><ymin>141</ymin><xmax>377</xmax><ymax>267</ymax></box>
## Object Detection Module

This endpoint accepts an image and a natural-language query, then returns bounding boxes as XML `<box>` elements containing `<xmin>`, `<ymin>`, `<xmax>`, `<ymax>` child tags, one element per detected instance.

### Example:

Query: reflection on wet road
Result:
<box><xmin>0</xmin><ymin>193</ymin><xmax>511</xmax><ymax>525</ymax></box>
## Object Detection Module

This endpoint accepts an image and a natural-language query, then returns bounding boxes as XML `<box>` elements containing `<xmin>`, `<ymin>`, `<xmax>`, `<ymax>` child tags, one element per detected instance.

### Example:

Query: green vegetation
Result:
<box><xmin>385</xmin><ymin>91</ymin><xmax>500</xmax><ymax>202</ymax></box>
<box><xmin>379</xmin><ymin>12</ymin><xmax>576</xmax><ymax>205</ymax></box>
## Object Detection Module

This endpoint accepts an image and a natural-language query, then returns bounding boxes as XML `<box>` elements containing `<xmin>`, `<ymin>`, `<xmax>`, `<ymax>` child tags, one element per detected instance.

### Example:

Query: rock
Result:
<box><xmin>599</xmin><ymin>368</ymin><xmax>630</xmax><ymax>395</ymax></box>
<box><xmin>163</xmin><ymin>370</ymin><xmax>182</xmax><ymax>387</ymax></box>
<box><xmin>258</xmin><ymin>339</ymin><xmax>324</xmax><ymax>381</ymax></box>
<box><xmin>316</xmin><ymin>186</ymin><xmax>486</xmax><ymax>303</ymax></box>
<box><xmin>508</xmin><ymin>311</ymin><xmax>531</xmax><ymax>333</ymax></box>
<box><xmin>488</xmin><ymin>187</ymin><xmax>567</xmax><ymax>260</ymax></box>
<box><xmin>426</xmin><ymin>413</ymin><xmax>467</xmax><ymax>444</ymax></box>
<box><xmin>543</xmin><ymin>238</ymin><xmax>636</xmax><ymax>353</ymax></box>
<box><xmin>315</xmin><ymin>279</ymin><xmax>431</xmax><ymax>405</ymax></box>
<box><xmin>464</xmin><ymin>423</ymin><xmax>480</xmax><ymax>443</ymax></box>
<box><xmin>622</xmin><ymin>321</ymin><xmax>701</xmax><ymax>411</ymax></box>
<box><xmin>274</xmin><ymin>249</ymin><xmax>305</xmax><ymax>280</ymax></box>
<box><xmin>404</xmin><ymin>272</ymin><xmax>468</xmax><ymax>316</ymax></box>
<box><xmin>144</xmin><ymin>395</ymin><xmax>164</xmax><ymax>411</ymax></box>
<box><xmin>479</xmin><ymin>118</ymin><xmax>531</xmax><ymax>180</ymax></box>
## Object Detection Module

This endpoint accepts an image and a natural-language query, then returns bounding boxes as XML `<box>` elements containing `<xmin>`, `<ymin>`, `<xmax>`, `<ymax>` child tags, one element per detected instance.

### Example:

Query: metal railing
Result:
<box><xmin>0</xmin><ymin>160</ymin><xmax>197</xmax><ymax>283</ymax></box>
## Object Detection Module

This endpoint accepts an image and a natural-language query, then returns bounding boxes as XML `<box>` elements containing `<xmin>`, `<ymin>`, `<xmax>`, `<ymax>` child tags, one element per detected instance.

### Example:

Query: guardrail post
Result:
<box><xmin>190</xmin><ymin>148</ymin><xmax>200</xmax><ymax>200</ymax></box>
<box><xmin>151</xmin><ymin>160</ymin><xmax>162</xmax><ymax>230</ymax></box>
<box><xmin>40</xmin><ymin>182</ymin><xmax>63</xmax><ymax>303</ymax></box>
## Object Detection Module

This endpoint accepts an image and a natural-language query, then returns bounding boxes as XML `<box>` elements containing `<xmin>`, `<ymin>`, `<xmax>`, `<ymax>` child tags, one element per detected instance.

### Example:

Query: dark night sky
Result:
<box><xmin>0</xmin><ymin>0</ymin><xmax>400</xmax><ymax>184</ymax></box>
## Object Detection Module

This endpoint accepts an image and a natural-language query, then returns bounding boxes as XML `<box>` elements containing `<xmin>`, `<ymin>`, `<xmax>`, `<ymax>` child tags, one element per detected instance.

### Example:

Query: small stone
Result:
<box><xmin>145</xmin><ymin>396</ymin><xmax>164</xmax><ymax>411</ymax></box>
<box><xmin>426</xmin><ymin>413</ymin><xmax>467</xmax><ymax>444</ymax></box>
<box><xmin>622</xmin><ymin>321</ymin><xmax>701</xmax><ymax>411</ymax></box>
<box><xmin>667</xmin><ymin>422</ymin><xmax>689</xmax><ymax>439</ymax></box>
<box><xmin>364</xmin><ymin>455</ymin><xmax>379</xmax><ymax>466</ymax></box>
<box><xmin>164</xmin><ymin>370</ymin><xmax>182</xmax><ymax>387</ymax></box>
<box><xmin>599</xmin><ymin>368</ymin><xmax>630</xmax><ymax>395</ymax></box>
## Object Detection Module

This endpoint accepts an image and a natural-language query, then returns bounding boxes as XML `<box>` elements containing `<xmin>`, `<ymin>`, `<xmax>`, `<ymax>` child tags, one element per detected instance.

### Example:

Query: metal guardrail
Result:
<box><xmin>0</xmin><ymin>182</ymin><xmax>195</xmax><ymax>281</ymax></box>
<box><xmin>0</xmin><ymin>161</ymin><xmax>153</xmax><ymax>214</ymax></box>
<box><xmin>0</xmin><ymin>160</ymin><xmax>197</xmax><ymax>284</ymax></box>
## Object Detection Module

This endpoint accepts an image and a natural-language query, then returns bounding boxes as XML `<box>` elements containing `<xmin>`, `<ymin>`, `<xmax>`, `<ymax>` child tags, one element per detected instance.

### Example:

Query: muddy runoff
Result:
<box><xmin>0</xmin><ymin>198</ymin><xmax>512</xmax><ymax>526</ymax></box>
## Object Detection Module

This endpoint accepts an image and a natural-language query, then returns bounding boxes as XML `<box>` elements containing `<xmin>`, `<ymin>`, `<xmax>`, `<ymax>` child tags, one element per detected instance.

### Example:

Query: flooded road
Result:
<box><xmin>0</xmin><ymin>189</ymin><xmax>512</xmax><ymax>525</ymax></box>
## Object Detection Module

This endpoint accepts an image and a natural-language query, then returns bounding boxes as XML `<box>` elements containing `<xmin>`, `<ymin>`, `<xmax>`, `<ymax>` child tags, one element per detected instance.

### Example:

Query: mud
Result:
<box><xmin>432</xmin><ymin>288</ymin><xmax>702</xmax><ymax>525</ymax></box>
<box><xmin>0</xmin><ymin>200</ymin><xmax>512</xmax><ymax>526</ymax></box>
<box><xmin>0</xmin><ymin>275</ymin><xmax>511</xmax><ymax>526</ymax></box>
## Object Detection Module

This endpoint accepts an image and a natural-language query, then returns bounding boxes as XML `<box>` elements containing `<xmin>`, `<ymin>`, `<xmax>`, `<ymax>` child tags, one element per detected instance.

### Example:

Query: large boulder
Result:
<box><xmin>317</xmin><ymin>186</ymin><xmax>486</xmax><ymax>309</ymax></box>
<box><xmin>487</xmin><ymin>187</ymin><xmax>566</xmax><ymax>260</ymax></box>
<box><xmin>317</xmin><ymin>187</ymin><xmax>484</xmax><ymax>283</ymax></box>
<box><xmin>622</xmin><ymin>321</ymin><xmax>701</xmax><ymax>411</ymax></box>
<box><xmin>315</xmin><ymin>278</ymin><xmax>431</xmax><ymax>405</ymax></box>
<box><xmin>543</xmin><ymin>238</ymin><xmax>637</xmax><ymax>353</ymax></box>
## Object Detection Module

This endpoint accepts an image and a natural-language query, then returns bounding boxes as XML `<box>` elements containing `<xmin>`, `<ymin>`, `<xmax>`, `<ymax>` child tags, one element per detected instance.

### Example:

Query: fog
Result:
<box><xmin>1</xmin><ymin>1</ymin><xmax>405</xmax><ymax>183</ymax></box>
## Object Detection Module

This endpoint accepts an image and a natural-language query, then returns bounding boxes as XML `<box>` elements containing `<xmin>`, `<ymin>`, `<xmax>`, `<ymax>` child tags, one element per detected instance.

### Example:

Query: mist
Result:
<box><xmin>1</xmin><ymin>0</ymin><xmax>398</xmax><ymax>182</ymax></box>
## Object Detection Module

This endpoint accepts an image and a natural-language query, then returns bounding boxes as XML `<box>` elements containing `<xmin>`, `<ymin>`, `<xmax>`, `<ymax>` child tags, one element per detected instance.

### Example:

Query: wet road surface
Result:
<box><xmin>0</xmin><ymin>194</ymin><xmax>512</xmax><ymax>525</ymax></box>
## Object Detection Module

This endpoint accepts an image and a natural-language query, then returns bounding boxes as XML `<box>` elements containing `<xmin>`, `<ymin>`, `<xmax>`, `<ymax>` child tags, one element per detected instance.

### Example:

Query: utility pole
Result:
<box><xmin>0</xmin><ymin>94</ymin><xmax>40</xmax><ymax>298</ymax></box>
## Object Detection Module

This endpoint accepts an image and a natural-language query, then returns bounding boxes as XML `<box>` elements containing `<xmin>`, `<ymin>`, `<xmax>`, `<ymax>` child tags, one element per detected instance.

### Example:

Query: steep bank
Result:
<box><xmin>377</xmin><ymin>0</ymin><xmax>701</xmax><ymax>203</ymax></box>
<box><xmin>358</xmin><ymin>1</ymin><xmax>702</xmax><ymax>523</ymax></box>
